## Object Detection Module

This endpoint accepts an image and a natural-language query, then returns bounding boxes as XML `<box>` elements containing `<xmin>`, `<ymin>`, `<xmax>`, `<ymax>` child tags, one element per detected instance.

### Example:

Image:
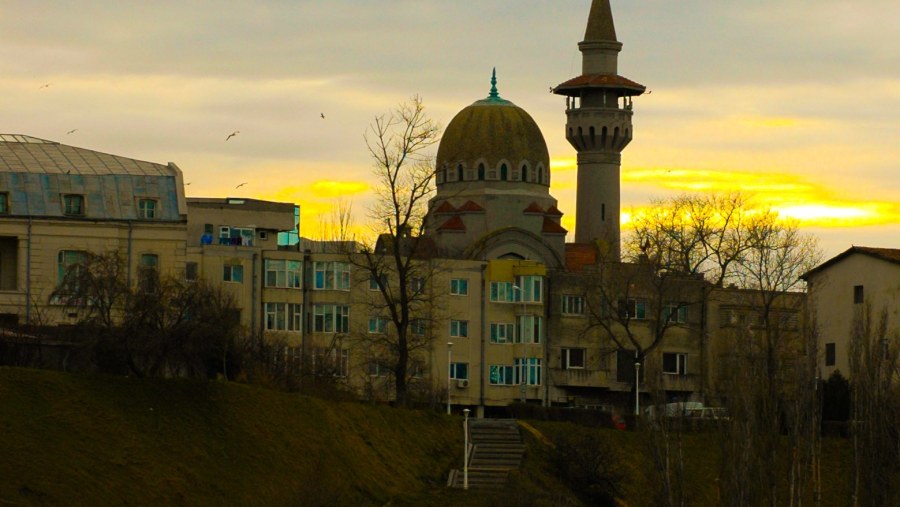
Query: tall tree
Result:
<box><xmin>357</xmin><ymin>96</ymin><xmax>440</xmax><ymax>406</ymax></box>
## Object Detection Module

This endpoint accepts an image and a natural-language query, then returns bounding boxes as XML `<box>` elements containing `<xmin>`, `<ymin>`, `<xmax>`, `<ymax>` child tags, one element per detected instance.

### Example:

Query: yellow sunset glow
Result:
<box><xmin>615</xmin><ymin>166</ymin><xmax>899</xmax><ymax>229</ymax></box>
<box><xmin>309</xmin><ymin>180</ymin><xmax>370</xmax><ymax>198</ymax></box>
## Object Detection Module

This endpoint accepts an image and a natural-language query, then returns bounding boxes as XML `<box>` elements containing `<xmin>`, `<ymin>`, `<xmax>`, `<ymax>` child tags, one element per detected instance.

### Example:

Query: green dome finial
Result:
<box><xmin>489</xmin><ymin>67</ymin><xmax>499</xmax><ymax>99</ymax></box>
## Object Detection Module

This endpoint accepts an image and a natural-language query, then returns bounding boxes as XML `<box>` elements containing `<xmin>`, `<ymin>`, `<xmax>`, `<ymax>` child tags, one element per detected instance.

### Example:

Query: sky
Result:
<box><xmin>2</xmin><ymin>0</ymin><xmax>898</xmax><ymax>259</ymax></box>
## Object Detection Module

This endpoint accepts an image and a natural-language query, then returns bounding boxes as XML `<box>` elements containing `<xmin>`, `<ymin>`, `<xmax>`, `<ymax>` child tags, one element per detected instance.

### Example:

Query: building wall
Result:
<box><xmin>807</xmin><ymin>254</ymin><xmax>900</xmax><ymax>378</ymax></box>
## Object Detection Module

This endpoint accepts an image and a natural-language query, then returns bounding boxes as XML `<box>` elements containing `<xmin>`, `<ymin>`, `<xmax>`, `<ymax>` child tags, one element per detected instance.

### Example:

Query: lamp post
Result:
<box><xmin>447</xmin><ymin>341</ymin><xmax>454</xmax><ymax>415</ymax></box>
<box><xmin>463</xmin><ymin>408</ymin><xmax>470</xmax><ymax>490</ymax></box>
<box><xmin>634</xmin><ymin>353</ymin><xmax>641</xmax><ymax>416</ymax></box>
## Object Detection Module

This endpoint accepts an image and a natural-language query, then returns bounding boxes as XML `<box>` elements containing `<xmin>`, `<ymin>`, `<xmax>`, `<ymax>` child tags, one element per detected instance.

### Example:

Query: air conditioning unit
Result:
<box><xmin>456</xmin><ymin>379</ymin><xmax>469</xmax><ymax>388</ymax></box>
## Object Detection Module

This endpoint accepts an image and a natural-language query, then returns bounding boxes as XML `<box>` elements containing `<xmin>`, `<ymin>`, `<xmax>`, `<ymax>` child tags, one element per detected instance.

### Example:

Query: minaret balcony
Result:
<box><xmin>565</xmin><ymin>107</ymin><xmax>633</xmax><ymax>153</ymax></box>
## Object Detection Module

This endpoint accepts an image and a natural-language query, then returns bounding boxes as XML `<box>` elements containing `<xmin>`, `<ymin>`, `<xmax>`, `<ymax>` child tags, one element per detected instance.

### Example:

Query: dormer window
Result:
<box><xmin>138</xmin><ymin>199</ymin><xmax>157</xmax><ymax>219</ymax></box>
<box><xmin>63</xmin><ymin>194</ymin><xmax>84</xmax><ymax>216</ymax></box>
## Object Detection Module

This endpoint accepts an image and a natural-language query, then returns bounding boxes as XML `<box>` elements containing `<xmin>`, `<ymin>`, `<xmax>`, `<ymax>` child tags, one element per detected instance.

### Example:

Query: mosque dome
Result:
<box><xmin>436</xmin><ymin>71</ymin><xmax>550</xmax><ymax>187</ymax></box>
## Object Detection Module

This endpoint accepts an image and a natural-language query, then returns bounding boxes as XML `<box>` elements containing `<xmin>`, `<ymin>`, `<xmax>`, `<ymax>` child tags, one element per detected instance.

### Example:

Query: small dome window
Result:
<box><xmin>457</xmin><ymin>164</ymin><xmax>464</xmax><ymax>181</ymax></box>
<box><xmin>500</xmin><ymin>164</ymin><xmax>508</xmax><ymax>181</ymax></box>
<box><xmin>478</xmin><ymin>163</ymin><xmax>485</xmax><ymax>181</ymax></box>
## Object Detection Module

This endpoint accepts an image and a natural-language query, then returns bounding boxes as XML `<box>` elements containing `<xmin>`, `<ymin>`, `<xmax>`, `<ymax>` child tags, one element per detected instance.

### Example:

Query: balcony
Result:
<box><xmin>658</xmin><ymin>373</ymin><xmax>700</xmax><ymax>393</ymax></box>
<box><xmin>551</xmin><ymin>368</ymin><xmax>609</xmax><ymax>388</ymax></box>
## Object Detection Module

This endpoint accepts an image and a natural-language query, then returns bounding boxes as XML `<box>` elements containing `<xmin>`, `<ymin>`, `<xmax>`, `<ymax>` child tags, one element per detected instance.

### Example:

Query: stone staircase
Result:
<box><xmin>448</xmin><ymin>419</ymin><xmax>525</xmax><ymax>490</ymax></box>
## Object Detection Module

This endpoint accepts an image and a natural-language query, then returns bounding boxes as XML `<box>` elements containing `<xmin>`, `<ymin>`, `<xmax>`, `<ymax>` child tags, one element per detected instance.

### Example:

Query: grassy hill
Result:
<box><xmin>0</xmin><ymin>367</ymin><xmax>886</xmax><ymax>506</ymax></box>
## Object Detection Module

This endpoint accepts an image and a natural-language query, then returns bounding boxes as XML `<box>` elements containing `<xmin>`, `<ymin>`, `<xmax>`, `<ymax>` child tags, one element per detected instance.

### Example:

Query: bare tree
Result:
<box><xmin>848</xmin><ymin>304</ymin><xmax>899</xmax><ymax>507</ymax></box>
<box><xmin>355</xmin><ymin>96</ymin><xmax>441</xmax><ymax>406</ymax></box>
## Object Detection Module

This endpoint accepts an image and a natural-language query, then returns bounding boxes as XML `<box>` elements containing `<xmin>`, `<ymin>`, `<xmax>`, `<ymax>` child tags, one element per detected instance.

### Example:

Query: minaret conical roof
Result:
<box><xmin>584</xmin><ymin>0</ymin><xmax>617</xmax><ymax>42</ymax></box>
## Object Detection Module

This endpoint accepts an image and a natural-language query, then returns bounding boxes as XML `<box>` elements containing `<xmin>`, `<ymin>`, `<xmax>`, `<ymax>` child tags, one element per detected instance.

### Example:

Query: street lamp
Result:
<box><xmin>634</xmin><ymin>352</ymin><xmax>641</xmax><ymax>416</ymax></box>
<box><xmin>447</xmin><ymin>341</ymin><xmax>454</xmax><ymax>415</ymax></box>
<box><xmin>463</xmin><ymin>408</ymin><xmax>470</xmax><ymax>490</ymax></box>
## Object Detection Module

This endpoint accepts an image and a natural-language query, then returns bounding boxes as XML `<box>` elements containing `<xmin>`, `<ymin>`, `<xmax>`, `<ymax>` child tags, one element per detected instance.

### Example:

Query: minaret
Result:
<box><xmin>553</xmin><ymin>0</ymin><xmax>645</xmax><ymax>259</ymax></box>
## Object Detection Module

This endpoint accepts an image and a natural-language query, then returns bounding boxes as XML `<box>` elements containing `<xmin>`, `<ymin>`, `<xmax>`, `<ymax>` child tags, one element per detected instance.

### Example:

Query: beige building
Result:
<box><xmin>803</xmin><ymin>246</ymin><xmax>900</xmax><ymax>378</ymax></box>
<box><xmin>0</xmin><ymin>134</ymin><xmax>188</xmax><ymax>327</ymax></box>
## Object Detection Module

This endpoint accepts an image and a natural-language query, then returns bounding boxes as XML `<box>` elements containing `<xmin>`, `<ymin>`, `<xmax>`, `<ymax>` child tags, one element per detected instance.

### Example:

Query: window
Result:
<box><xmin>490</xmin><ymin>281</ymin><xmax>515</xmax><ymax>302</ymax></box>
<box><xmin>368</xmin><ymin>274</ymin><xmax>386</xmax><ymax>291</ymax></box>
<box><xmin>515</xmin><ymin>315</ymin><xmax>543</xmax><ymax>344</ymax></box>
<box><xmin>490</xmin><ymin>323</ymin><xmax>515</xmax><ymax>344</ymax></box>
<box><xmin>265</xmin><ymin>303</ymin><xmax>302</xmax><ymax>332</ymax></box>
<box><xmin>450</xmin><ymin>362</ymin><xmax>469</xmax><ymax>380</ymax></box>
<box><xmin>663</xmin><ymin>303</ymin><xmax>688</xmax><ymax>323</ymax></box>
<box><xmin>853</xmin><ymin>285</ymin><xmax>864</xmax><ymax>304</ymax></box>
<box><xmin>265</xmin><ymin>259</ymin><xmax>302</xmax><ymax>288</ymax></box>
<box><xmin>490</xmin><ymin>358</ymin><xmax>542</xmax><ymax>385</ymax></box>
<box><xmin>63</xmin><ymin>194</ymin><xmax>84</xmax><ymax>216</ymax></box>
<box><xmin>218</xmin><ymin>226</ymin><xmax>253</xmax><ymax>246</ymax></box>
<box><xmin>562</xmin><ymin>348</ymin><xmax>586</xmax><ymax>369</ymax></box>
<box><xmin>57</xmin><ymin>250</ymin><xmax>87</xmax><ymax>284</ymax></box>
<box><xmin>312</xmin><ymin>347</ymin><xmax>349</xmax><ymax>377</ymax></box>
<box><xmin>313</xmin><ymin>304</ymin><xmax>350</xmax><ymax>333</ymax></box>
<box><xmin>138</xmin><ymin>199</ymin><xmax>157</xmax><ymax>219</ymax></box>
<box><xmin>620</xmin><ymin>298</ymin><xmax>647</xmax><ymax>320</ymax></box>
<box><xmin>561</xmin><ymin>295</ymin><xmax>584</xmax><ymax>315</ymax></box>
<box><xmin>825</xmin><ymin>343</ymin><xmax>836</xmax><ymax>366</ymax></box>
<box><xmin>314</xmin><ymin>262</ymin><xmax>350</xmax><ymax>290</ymax></box>
<box><xmin>450</xmin><ymin>278</ymin><xmax>468</xmax><ymax>296</ymax></box>
<box><xmin>0</xmin><ymin>193</ymin><xmax>8</xmax><ymax>214</ymax></box>
<box><xmin>185</xmin><ymin>262</ymin><xmax>198</xmax><ymax>281</ymax></box>
<box><xmin>410</xmin><ymin>318</ymin><xmax>427</xmax><ymax>336</ymax></box>
<box><xmin>616</xmin><ymin>350</ymin><xmax>644</xmax><ymax>383</ymax></box>
<box><xmin>223</xmin><ymin>263</ymin><xmax>244</xmax><ymax>283</ymax></box>
<box><xmin>368</xmin><ymin>316</ymin><xmax>388</xmax><ymax>334</ymax></box>
<box><xmin>662</xmin><ymin>353</ymin><xmax>688</xmax><ymax>375</ymax></box>
<box><xmin>139</xmin><ymin>254</ymin><xmax>159</xmax><ymax>288</ymax></box>
<box><xmin>450</xmin><ymin>320</ymin><xmax>468</xmax><ymax>338</ymax></box>
<box><xmin>367</xmin><ymin>360</ymin><xmax>391</xmax><ymax>377</ymax></box>
<box><xmin>410</xmin><ymin>277</ymin><xmax>425</xmax><ymax>293</ymax></box>
<box><xmin>515</xmin><ymin>275</ymin><xmax>543</xmax><ymax>303</ymax></box>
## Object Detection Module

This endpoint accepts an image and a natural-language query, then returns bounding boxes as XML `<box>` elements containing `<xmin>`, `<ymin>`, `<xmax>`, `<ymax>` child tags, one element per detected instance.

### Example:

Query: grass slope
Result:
<box><xmin>0</xmin><ymin>367</ymin><xmax>462</xmax><ymax>506</ymax></box>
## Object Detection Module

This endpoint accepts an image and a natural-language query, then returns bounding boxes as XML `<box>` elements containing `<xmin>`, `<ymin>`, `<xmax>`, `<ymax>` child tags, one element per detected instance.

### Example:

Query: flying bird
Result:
<box><xmin>235</xmin><ymin>182</ymin><xmax>248</xmax><ymax>189</ymax></box>
<box><xmin>225</xmin><ymin>131</ymin><xmax>239</xmax><ymax>141</ymax></box>
<box><xmin>320</xmin><ymin>113</ymin><xmax>325</xmax><ymax>119</ymax></box>
<box><xmin>67</xmin><ymin>129</ymin><xmax>78</xmax><ymax>135</ymax></box>
<box><xmin>39</xmin><ymin>83</ymin><xmax>52</xmax><ymax>89</ymax></box>
<box><xmin>185</xmin><ymin>182</ymin><xmax>192</xmax><ymax>186</ymax></box>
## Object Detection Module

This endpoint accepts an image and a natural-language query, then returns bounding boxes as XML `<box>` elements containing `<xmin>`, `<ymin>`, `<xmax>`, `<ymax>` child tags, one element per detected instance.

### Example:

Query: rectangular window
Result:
<box><xmin>57</xmin><ymin>250</ymin><xmax>87</xmax><ymax>284</ymax></box>
<box><xmin>63</xmin><ymin>194</ymin><xmax>85</xmax><ymax>216</ymax></box>
<box><xmin>490</xmin><ymin>323</ymin><xmax>515</xmax><ymax>344</ymax></box>
<box><xmin>515</xmin><ymin>315</ymin><xmax>543</xmax><ymax>344</ymax></box>
<box><xmin>0</xmin><ymin>193</ymin><xmax>9</xmax><ymax>214</ymax></box>
<box><xmin>368</xmin><ymin>316</ymin><xmax>388</xmax><ymax>334</ymax></box>
<box><xmin>450</xmin><ymin>362</ymin><xmax>469</xmax><ymax>380</ymax></box>
<box><xmin>616</xmin><ymin>350</ymin><xmax>644</xmax><ymax>383</ymax></box>
<box><xmin>853</xmin><ymin>285</ymin><xmax>864</xmax><ymax>304</ymax></box>
<box><xmin>450</xmin><ymin>278</ymin><xmax>469</xmax><ymax>296</ymax></box>
<box><xmin>410</xmin><ymin>277</ymin><xmax>425</xmax><ymax>293</ymax></box>
<box><xmin>223</xmin><ymin>263</ymin><xmax>244</xmax><ymax>283</ymax></box>
<box><xmin>450</xmin><ymin>319</ymin><xmax>469</xmax><ymax>338</ymax></box>
<box><xmin>561</xmin><ymin>295</ymin><xmax>584</xmax><ymax>315</ymax></box>
<box><xmin>139</xmin><ymin>254</ymin><xmax>159</xmax><ymax>288</ymax></box>
<box><xmin>490</xmin><ymin>359</ymin><xmax>541</xmax><ymax>385</ymax></box>
<box><xmin>265</xmin><ymin>303</ymin><xmax>303</xmax><ymax>332</ymax></box>
<box><xmin>515</xmin><ymin>275</ymin><xmax>543</xmax><ymax>303</ymax></box>
<box><xmin>663</xmin><ymin>303</ymin><xmax>688</xmax><ymax>323</ymax></box>
<box><xmin>620</xmin><ymin>298</ymin><xmax>647</xmax><ymax>320</ymax></box>
<box><xmin>314</xmin><ymin>262</ymin><xmax>350</xmax><ymax>290</ymax></box>
<box><xmin>367</xmin><ymin>360</ymin><xmax>390</xmax><ymax>377</ymax></box>
<box><xmin>313</xmin><ymin>304</ymin><xmax>350</xmax><ymax>333</ymax></box>
<box><xmin>138</xmin><ymin>199</ymin><xmax>157</xmax><ymax>219</ymax></box>
<box><xmin>185</xmin><ymin>262</ymin><xmax>198</xmax><ymax>281</ymax></box>
<box><xmin>313</xmin><ymin>347</ymin><xmax>349</xmax><ymax>377</ymax></box>
<box><xmin>410</xmin><ymin>318</ymin><xmax>427</xmax><ymax>336</ymax></box>
<box><xmin>825</xmin><ymin>343</ymin><xmax>836</xmax><ymax>366</ymax></box>
<box><xmin>265</xmin><ymin>259</ymin><xmax>301</xmax><ymax>288</ymax></box>
<box><xmin>562</xmin><ymin>348</ymin><xmax>586</xmax><ymax>369</ymax></box>
<box><xmin>662</xmin><ymin>352</ymin><xmax>688</xmax><ymax>375</ymax></box>
<box><xmin>489</xmin><ymin>281</ymin><xmax>515</xmax><ymax>302</ymax></box>
<box><xmin>219</xmin><ymin>226</ymin><xmax>231</xmax><ymax>240</ymax></box>
<box><xmin>368</xmin><ymin>274</ymin><xmax>386</xmax><ymax>291</ymax></box>
<box><xmin>489</xmin><ymin>365</ymin><xmax>516</xmax><ymax>385</ymax></box>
